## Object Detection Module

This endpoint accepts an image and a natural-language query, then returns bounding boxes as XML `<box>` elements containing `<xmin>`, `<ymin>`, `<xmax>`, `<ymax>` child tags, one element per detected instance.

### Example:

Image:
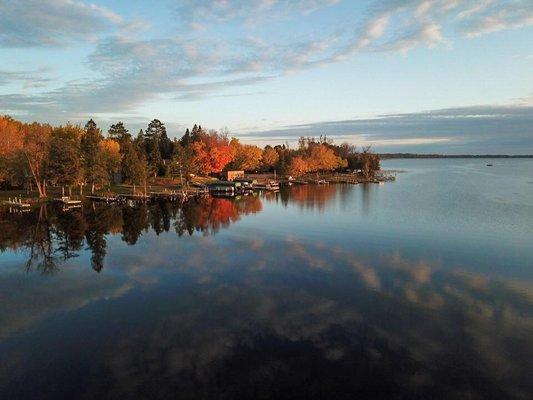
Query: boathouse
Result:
<box><xmin>207</xmin><ymin>181</ymin><xmax>242</xmax><ymax>196</ymax></box>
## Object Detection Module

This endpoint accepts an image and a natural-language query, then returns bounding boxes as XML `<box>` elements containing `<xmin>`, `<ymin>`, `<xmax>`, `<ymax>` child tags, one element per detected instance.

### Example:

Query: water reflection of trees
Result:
<box><xmin>0</xmin><ymin>196</ymin><xmax>263</xmax><ymax>273</ymax></box>
<box><xmin>276</xmin><ymin>184</ymin><xmax>352</xmax><ymax>212</ymax></box>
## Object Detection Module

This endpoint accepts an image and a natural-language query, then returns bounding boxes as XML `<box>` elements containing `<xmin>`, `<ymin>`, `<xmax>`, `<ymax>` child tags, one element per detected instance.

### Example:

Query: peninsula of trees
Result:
<box><xmin>0</xmin><ymin>115</ymin><xmax>380</xmax><ymax>197</ymax></box>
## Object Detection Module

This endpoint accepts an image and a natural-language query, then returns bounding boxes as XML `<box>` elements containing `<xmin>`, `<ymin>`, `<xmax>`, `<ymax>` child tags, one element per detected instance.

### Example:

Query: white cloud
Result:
<box><xmin>0</xmin><ymin>0</ymin><xmax>125</xmax><ymax>47</ymax></box>
<box><xmin>176</xmin><ymin>0</ymin><xmax>341</xmax><ymax>23</ymax></box>
<box><xmin>0</xmin><ymin>0</ymin><xmax>532</xmax><ymax>131</ymax></box>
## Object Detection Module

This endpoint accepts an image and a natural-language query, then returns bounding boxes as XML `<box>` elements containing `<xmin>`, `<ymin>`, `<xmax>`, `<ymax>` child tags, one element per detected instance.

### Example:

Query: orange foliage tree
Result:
<box><xmin>191</xmin><ymin>130</ymin><xmax>235</xmax><ymax>175</ymax></box>
<box><xmin>98</xmin><ymin>139</ymin><xmax>121</xmax><ymax>186</ymax></box>
<box><xmin>261</xmin><ymin>146</ymin><xmax>279</xmax><ymax>171</ymax></box>
<box><xmin>306</xmin><ymin>144</ymin><xmax>346</xmax><ymax>172</ymax></box>
<box><xmin>0</xmin><ymin>116</ymin><xmax>52</xmax><ymax>196</ymax></box>
<box><xmin>229</xmin><ymin>138</ymin><xmax>262</xmax><ymax>171</ymax></box>
<box><xmin>0</xmin><ymin>116</ymin><xmax>24</xmax><ymax>184</ymax></box>
<box><xmin>289</xmin><ymin>156</ymin><xmax>309</xmax><ymax>177</ymax></box>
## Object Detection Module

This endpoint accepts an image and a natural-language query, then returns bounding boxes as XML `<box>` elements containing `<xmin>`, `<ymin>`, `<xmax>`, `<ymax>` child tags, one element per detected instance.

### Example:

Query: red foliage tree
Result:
<box><xmin>191</xmin><ymin>130</ymin><xmax>235</xmax><ymax>175</ymax></box>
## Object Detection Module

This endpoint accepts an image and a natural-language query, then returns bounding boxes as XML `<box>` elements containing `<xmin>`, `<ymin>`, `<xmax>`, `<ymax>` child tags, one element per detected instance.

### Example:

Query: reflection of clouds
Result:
<box><xmin>0</xmin><ymin>272</ymin><xmax>132</xmax><ymax>341</ymax></box>
<box><xmin>65</xmin><ymin>235</ymin><xmax>530</xmax><ymax>398</ymax></box>
<box><xmin>1</xmin><ymin>209</ymin><xmax>532</xmax><ymax>397</ymax></box>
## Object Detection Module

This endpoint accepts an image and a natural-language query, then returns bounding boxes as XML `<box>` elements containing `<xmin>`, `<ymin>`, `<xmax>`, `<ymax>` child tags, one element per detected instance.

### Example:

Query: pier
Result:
<box><xmin>2</xmin><ymin>197</ymin><xmax>31</xmax><ymax>209</ymax></box>
<box><xmin>54</xmin><ymin>196</ymin><xmax>82</xmax><ymax>205</ymax></box>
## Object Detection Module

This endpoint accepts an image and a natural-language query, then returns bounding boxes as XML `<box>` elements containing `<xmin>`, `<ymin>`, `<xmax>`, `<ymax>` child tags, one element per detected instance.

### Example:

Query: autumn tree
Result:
<box><xmin>190</xmin><ymin>129</ymin><xmax>235</xmax><ymax>175</ymax></box>
<box><xmin>98</xmin><ymin>139</ymin><xmax>121</xmax><ymax>187</ymax></box>
<box><xmin>306</xmin><ymin>144</ymin><xmax>346</xmax><ymax>172</ymax></box>
<box><xmin>288</xmin><ymin>156</ymin><xmax>308</xmax><ymax>177</ymax></box>
<box><xmin>228</xmin><ymin>138</ymin><xmax>262</xmax><ymax>171</ymax></box>
<box><xmin>0</xmin><ymin>116</ymin><xmax>24</xmax><ymax>186</ymax></box>
<box><xmin>261</xmin><ymin>146</ymin><xmax>279</xmax><ymax>172</ymax></box>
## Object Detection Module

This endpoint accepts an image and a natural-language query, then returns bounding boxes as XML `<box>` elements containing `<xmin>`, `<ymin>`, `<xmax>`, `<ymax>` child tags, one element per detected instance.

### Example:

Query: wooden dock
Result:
<box><xmin>54</xmin><ymin>196</ymin><xmax>82</xmax><ymax>205</ymax></box>
<box><xmin>149</xmin><ymin>190</ymin><xmax>188</xmax><ymax>202</ymax></box>
<box><xmin>2</xmin><ymin>198</ymin><xmax>31</xmax><ymax>209</ymax></box>
<box><xmin>117</xmin><ymin>194</ymin><xmax>150</xmax><ymax>201</ymax></box>
<box><xmin>86</xmin><ymin>195</ymin><xmax>119</xmax><ymax>203</ymax></box>
<box><xmin>254</xmin><ymin>181</ymin><xmax>280</xmax><ymax>191</ymax></box>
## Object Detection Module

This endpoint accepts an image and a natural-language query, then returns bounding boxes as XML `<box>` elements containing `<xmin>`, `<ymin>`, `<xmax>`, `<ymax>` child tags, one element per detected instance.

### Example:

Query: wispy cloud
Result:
<box><xmin>0</xmin><ymin>68</ymin><xmax>53</xmax><ymax>89</ymax></box>
<box><xmin>341</xmin><ymin>0</ymin><xmax>532</xmax><ymax>55</ymax></box>
<box><xmin>0</xmin><ymin>0</ymin><xmax>129</xmax><ymax>47</ymax></box>
<box><xmin>176</xmin><ymin>0</ymin><xmax>341</xmax><ymax>25</ymax></box>
<box><xmin>0</xmin><ymin>0</ymin><xmax>532</xmax><ymax>144</ymax></box>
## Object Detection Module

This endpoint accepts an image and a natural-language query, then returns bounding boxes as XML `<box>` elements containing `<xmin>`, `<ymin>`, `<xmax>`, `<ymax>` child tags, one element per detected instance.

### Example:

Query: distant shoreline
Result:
<box><xmin>379</xmin><ymin>154</ymin><xmax>533</xmax><ymax>159</ymax></box>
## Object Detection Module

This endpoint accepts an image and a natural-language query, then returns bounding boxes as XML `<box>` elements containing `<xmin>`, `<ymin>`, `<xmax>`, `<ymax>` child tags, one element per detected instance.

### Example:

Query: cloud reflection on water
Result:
<box><xmin>0</xmin><ymin>188</ymin><xmax>532</xmax><ymax>399</ymax></box>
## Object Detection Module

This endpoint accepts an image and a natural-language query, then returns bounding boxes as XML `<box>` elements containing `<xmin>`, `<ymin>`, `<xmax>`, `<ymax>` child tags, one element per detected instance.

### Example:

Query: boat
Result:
<box><xmin>486</xmin><ymin>164</ymin><xmax>493</xmax><ymax>167</ymax></box>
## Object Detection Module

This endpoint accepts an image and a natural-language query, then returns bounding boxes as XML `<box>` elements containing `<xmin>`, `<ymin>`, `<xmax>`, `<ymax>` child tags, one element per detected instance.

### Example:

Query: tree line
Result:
<box><xmin>0</xmin><ymin>115</ymin><xmax>380</xmax><ymax>197</ymax></box>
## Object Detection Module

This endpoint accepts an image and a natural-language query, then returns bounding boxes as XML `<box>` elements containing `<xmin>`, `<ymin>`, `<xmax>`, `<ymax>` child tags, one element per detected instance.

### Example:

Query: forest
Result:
<box><xmin>0</xmin><ymin>115</ymin><xmax>380</xmax><ymax>197</ymax></box>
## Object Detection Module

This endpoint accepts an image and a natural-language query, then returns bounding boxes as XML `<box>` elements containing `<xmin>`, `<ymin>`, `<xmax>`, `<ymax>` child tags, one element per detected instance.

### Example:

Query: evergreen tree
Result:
<box><xmin>81</xmin><ymin>119</ymin><xmax>105</xmax><ymax>193</ymax></box>
<box><xmin>134</xmin><ymin>129</ymin><xmax>145</xmax><ymax>150</ymax></box>
<box><xmin>144</xmin><ymin>119</ymin><xmax>166</xmax><ymax>176</ymax></box>
<box><xmin>179</xmin><ymin>128</ymin><xmax>192</xmax><ymax>147</ymax></box>
<box><xmin>107</xmin><ymin>121</ymin><xmax>131</xmax><ymax>146</ymax></box>
<box><xmin>121</xmin><ymin>139</ymin><xmax>148</xmax><ymax>188</ymax></box>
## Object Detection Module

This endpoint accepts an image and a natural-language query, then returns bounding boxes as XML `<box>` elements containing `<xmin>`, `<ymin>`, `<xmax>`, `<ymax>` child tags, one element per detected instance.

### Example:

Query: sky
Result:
<box><xmin>0</xmin><ymin>0</ymin><xmax>532</xmax><ymax>154</ymax></box>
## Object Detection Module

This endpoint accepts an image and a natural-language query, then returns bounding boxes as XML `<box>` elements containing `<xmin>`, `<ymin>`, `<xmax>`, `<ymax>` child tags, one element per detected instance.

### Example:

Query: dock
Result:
<box><xmin>86</xmin><ymin>195</ymin><xmax>119</xmax><ymax>203</ymax></box>
<box><xmin>2</xmin><ymin>197</ymin><xmax>31</xmax><ymax>209</ymax></box>
<box><xmin>117</xmin><ymin>193</ymin><xmax>150</xmax><ymax>202</ymax></box>
<box><xmin>254</xmin><ymin>181</ymin><xmax>280</xmax><ymax>191</ymax></box>
<box><xmin>149</xmin><ymin>190</ymin><xmax>191</xmax><ymax>203</ymax></box>
<box><xmin>54</xmin><ymin>196</ymin><xmax>82</xmax><ymax>205</ymax></box>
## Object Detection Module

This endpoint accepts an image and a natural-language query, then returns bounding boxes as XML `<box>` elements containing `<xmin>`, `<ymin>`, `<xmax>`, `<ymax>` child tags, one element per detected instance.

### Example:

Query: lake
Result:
<box><xmin>1</xmin><ymin>159</ymin><xmax>532</xmax><ymax>399</ymax></box>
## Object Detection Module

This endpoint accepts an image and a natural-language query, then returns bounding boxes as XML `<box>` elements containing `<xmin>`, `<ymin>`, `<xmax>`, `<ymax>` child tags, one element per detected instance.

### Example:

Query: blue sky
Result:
<box><xmin>0</xmin><ymin>0</ymin><xmax>532</xmax><ymax>153</ymax></box>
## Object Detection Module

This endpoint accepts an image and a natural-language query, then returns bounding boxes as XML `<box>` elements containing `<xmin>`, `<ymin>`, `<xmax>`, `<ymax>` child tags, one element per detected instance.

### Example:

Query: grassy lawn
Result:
<box><xmin>1</xmin><ymin>176</ymin><xmax>223</xmax><ymax>202</ymax></box>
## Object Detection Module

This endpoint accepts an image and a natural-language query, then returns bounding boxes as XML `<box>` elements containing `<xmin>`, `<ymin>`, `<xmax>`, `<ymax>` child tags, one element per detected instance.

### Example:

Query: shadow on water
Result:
<box><xmin>0</xmin><ymin>181</ymin><xmax>532</xmax><ymax>399</ymax></box>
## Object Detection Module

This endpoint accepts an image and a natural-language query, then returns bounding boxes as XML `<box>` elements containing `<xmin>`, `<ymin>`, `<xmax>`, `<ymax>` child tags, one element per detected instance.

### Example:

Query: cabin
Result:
<box><xmin>225</xmin><ymin>170</ymin><xmax>245</xmax><ymax>181</ymax></box>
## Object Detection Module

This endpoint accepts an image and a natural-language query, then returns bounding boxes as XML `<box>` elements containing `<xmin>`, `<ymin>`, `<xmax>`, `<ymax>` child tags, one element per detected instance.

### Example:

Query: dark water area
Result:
<box><xmin>1</xmin><ymin>159</ymin><xmax>532</xmax><ymax>399</ymax></box>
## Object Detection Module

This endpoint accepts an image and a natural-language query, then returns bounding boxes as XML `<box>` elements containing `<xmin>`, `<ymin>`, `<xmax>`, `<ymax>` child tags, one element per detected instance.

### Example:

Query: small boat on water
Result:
<box><xmin>316</xmin><ymin>179</ymin><xmax>329</xmax><ymax>185</ymax></box>
<box><xmin>486</xmin><ymin>164</ymin><xmax>493</xmax><ymax>167</ymax></box>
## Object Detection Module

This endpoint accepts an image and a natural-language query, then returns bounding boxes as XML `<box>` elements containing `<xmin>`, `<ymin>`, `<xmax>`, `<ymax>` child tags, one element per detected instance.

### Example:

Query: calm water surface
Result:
<box><xmin>1</xmin><ymin>159</ymin><xmax>532</xmax><ymax>399</ymax></box>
